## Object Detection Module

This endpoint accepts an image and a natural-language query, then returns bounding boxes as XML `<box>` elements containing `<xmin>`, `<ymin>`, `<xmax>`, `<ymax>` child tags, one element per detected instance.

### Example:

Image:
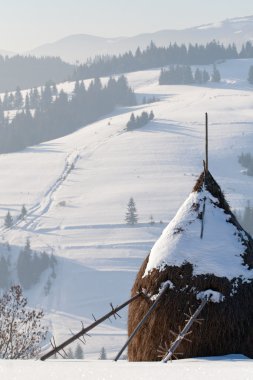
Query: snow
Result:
<box><xmin>197</xmin><ymin>22</ymin><xmax>223</xmax><ymax>30</ymax></box>
<box><xmin>144</xmin><ymin>188</ymin><xmax>253</xmax><ymax>282</ymax></box>
<box><xmin>0</xmin><ymin>58</ymin><xmax>253</xmax><ymax>357</ymax></box>
<box><xmin>0</xmin><ymin>356</ymin><xmax>252</xmax><ymax>380</ymax></box>
<box><xmin>197</xmin><ymin>289</ymin><xmax>225</xmax><ymax>303</ymax></box>
<box><xmin>150</xmin><ymin>280</ymin><xmax>174</xmax><ymax>300</ymax></box>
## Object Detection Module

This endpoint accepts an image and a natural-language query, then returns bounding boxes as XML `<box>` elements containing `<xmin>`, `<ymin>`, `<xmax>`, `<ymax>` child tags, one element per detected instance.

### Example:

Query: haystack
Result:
<box><xmin>128</xmin><ymin>170</ymin><xmax>253</xmax><ymax>361</ymax></box>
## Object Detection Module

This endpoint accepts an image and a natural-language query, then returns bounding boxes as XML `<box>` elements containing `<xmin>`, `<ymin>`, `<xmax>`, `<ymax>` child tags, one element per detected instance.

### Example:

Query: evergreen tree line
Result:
<box><xmin>0</xmin><ymin>75</ymin><xmax>136</xmax><ymax>153</ymax></box>
<box><xmin>126</xmin><ymin>110</ymin><xmax>154</xmax><ymax>130</ymax></box>
<box><xmin>17</xmin><ymin>239</ymin><xmax>57</xmax><ymax>290</ymax></box>
<box><xmin>66</xmin><ymin>343</ymin><xmax>85</xmax><ymax>359</ymax></box>
<box><xmin>65</xmin><ymin>344</ymin><xmax>107</xmax><ymax>360</ymax></box>
<box><xmin>0</xmin><ymin>82</ymin><xmax>58</xmax><ymax>112</ymax></box>
<box><xmin>72</xmin><ymin>40</ymin><xmax>253</xmax><ymax>81</ymax></box>
<box><xmin>159</xmin><ymin>65</ymin><xmax>220</xmax><ymax>85</ymax></box>
<box><xmin>0</xmin><ymin>239</ymin><xmax>57</xmax><ymax>290</ymax></box>
<box><xmin>238</xmin><ymin>152</ymin><xmax>253</xmax><ymax>176</ymax></box>
<box><xmin>0</xmin><ymin>55</ymin><xmax>73</xmax><ymax>92</ymax></box>
<box><xmin>234</xmin><ymin>202</ymin><xmax>253</xmax><ymax>237</ymax></box>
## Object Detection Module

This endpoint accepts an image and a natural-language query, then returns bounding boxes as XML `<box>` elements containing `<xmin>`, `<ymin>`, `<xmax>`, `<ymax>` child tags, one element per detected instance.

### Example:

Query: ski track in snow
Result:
<box><xmin>2</xmin><ymin>129</ymin><xmax>125</xmax><ymax>235</ymax></box>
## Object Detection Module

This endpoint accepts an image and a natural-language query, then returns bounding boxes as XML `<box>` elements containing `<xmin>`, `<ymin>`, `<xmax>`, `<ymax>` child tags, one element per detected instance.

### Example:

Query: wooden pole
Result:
<box><xmin>114</xmin><ymin>282</ymin><xmax>171</xmax><ymax>361</ymax></box>
<box><xmin>40</xmin><ymin>292</ymin><xmax>142</xmax><ymax>361</ymax></box>
<box><xmin>162</xmin><ymin>298</ymin><xmax>208</xmax><ymax>363</ymax></box>
<box><xmin>205</xmin><ymin>112</ymin><xmax>208</xmax><ymax>172</ymax></box>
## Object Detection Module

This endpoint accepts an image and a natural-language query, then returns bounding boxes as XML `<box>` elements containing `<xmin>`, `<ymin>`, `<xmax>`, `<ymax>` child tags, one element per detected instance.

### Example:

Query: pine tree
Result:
<box><xmin>149</xmin><ymin>110</ymin><xmax>154</xmax><ymax>120</ymax></box>
<box><xmin>67</xmin><ymin>347</ymin><xmax>74</xmax><ymax>359</ymax></box>
<box><xmin>125</xmin><ymin>197</ymin><xmax>138</xmax><ymax>225</ymax></box>
<box><xmin>202</xmin><ymin>70</ymin><xmax>210</xmax><ymax>83</ymax></box>
<box><xmin>0</xmin><ymin>256</ymin><xmax>9</xmax><ymax>288</ymax></box>
<box><xmin>17</xmin><ymin>239</ymin><xmax>33</xmax><ymax>289</ymax></box>
<box><xmin>248</xmin><ymin>66</ymin><xmax>253</xmax><ymax>84</ymax></box>
<box><xmin>4</xmin><ymin>211</ymin><xmax>13</xmax><ymax>228</ymax></box>
<box><xmin>149</xmin><ymin>215</ymin><xmax>155</xmax><ymax>225</ymax></box>
<box><xmin>20</xmin><ymin>205</ymin><xmax>27</xmax><ymax>219</ymax></box>
<box><xmin>127</xmin><ymin>113</ymin><xmax>136</xmax><ymax>130</ymax></box>
<box><xmin>194</xmin><ymin>68</ymin><xmax>203</xmax><ymax>84</ymax></box>
<box><xmin>14</xmin><ymin>86</ymin><xmax>23</xmax><ymax>109</ymax></box>
<box><xmin>99</xmin><ymin>347</ymin><xmax>107</xmax><ymax>360</ymax></box>
<box><xmin>211</xmin><ymin>64</ymin><xmax>221</xmax><ymax>82</ymax></box>
<box><xmin>75</xmin><ymin>343</ymin><xmax>84</xmax><ymax>359</ymax></box>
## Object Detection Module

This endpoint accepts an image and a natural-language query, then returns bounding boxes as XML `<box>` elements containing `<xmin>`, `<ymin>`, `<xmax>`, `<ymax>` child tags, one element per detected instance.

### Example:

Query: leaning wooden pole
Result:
<box><xmin>205</xmin><ymin>112</ymin><xmax>208</xmax><ymax>173</ymax></box>
<box><xmin>162</xmin><ymin>298</ymin><xmax>208</xmax><ymax>363</ymax></box>
<box><xmin>40</xmin><ymin>292</ymin><xmax>142</xmax><ymax>361</ymax></box>
<box><xmin>114</xmin><ymin>282</ymin><xmax>171</xmax><ymax>361</ymax></box>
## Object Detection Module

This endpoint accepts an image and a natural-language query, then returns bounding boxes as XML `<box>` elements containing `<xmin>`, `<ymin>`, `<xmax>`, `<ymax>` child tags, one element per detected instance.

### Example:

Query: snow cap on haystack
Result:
<box><xmin>144</xmin><ymin>171</ymin><xmax>253</xmax><ymax>281</ymax></box>
<box><xmin>128</xmin><ymin>171</ymin><xmax>253</xmax><ymax>361</ymax></box>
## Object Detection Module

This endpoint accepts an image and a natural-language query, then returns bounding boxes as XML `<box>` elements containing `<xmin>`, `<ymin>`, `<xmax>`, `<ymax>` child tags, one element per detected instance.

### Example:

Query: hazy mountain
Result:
<box><xmin>28</xmin><ymin>15</ymin><xmax>253</xmax><ymax>63</ymax></box>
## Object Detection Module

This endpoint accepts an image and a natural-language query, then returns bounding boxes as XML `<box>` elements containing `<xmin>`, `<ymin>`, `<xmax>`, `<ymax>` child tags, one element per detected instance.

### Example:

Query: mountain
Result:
<box><xmin>28</xmin><ymin>15</ymin><xmax>253</xmax><ymax>63</ymax></box>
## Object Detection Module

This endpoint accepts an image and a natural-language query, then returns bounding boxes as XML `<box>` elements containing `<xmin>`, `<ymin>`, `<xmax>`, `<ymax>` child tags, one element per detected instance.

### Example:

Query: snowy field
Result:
<box><xmin>1</xmin><ymin>356</ymin><xmax>253</xmax><ymax>380</ymax></box>
<box><xmin>1</xmin><ymin>59</ymin><xmax>253</xmax><ymax>362</ymax></box>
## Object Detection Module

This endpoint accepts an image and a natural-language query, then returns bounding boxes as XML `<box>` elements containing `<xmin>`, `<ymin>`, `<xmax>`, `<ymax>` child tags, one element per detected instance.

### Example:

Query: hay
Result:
<box><xmin>128</xmin><ymin>171</ymin><xmax>253</xmax><ymax>361</ymax></box>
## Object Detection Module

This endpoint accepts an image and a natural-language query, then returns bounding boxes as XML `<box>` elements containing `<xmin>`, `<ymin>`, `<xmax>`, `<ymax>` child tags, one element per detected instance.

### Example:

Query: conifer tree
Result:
<box><xmin>4</xmin><ymin>211</ymin><xmax>13</xmax><ymax>228</ymax></box>
<box><xmin>149</xmin><ymin>215</ymin><xmax>155</xmax><ymax>225</ymax></box>
<box><xmin>0</xmin><ymin>256</ymin><xmax>10</xmax><ymax>288</ymax></box>
<box><xmin>14</xmin><ymin>86</ymin><xmax>23</xmax><ymax>109</ymax></box>
<box><xmin>248</xmin><ymin>66</ymin><xmax>253</xmax><ymax>84</ymax></box>
<box><xmin>20</xmin><ymin>205</ymin><xmax>27</xmax><ymax>219</ymax></box>
<box><xmin>67</xmin><ymin>347</ymin><xmax>74</xmax><ymax>359</ymax></box>
<box><xmin>75</xmin><ymin>343</ymin><xmax>84</xmax><ymax>359</ymax></box>
<box><xmin>211</xmin><ymin>64</ymin><xmax>221</xmax><ymax>82</ymax></box>
<box><xmin>203</xmin><ymin>70</ymin><xmax>210</xmax><ymax>83</ymax></box>
<box><xmin>125</xmin><ymin>197</ymin><xmax>138</xmax><ymax>225</ymax></box>
<box><xmin>99</xmin><ymin>347</ymin><xmax>107</xmax><ymax>360</ymax></box>
<box><xmin>149</xmin><ymin>110</ymin><xmax>154</xmax><ymax>120</ymax></box>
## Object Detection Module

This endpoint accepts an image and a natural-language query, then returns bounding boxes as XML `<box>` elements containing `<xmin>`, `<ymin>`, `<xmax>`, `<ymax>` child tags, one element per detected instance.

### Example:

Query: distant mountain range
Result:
<box><xmin>4</xmin><ymin>15</ymin><xmax>253</xmax><ymax>63</ymax></box>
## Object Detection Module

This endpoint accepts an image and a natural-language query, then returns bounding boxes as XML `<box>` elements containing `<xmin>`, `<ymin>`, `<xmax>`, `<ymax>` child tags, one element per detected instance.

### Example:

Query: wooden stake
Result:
<box><xmin>114</xmin><ymin>282</ymin><xmax>171</xmax><ymax>361</ymax></box>
<box><xmin>40</xmin><ymin>292</ymin><xmax>142</xmax><ymax>361</ymax></box>
<box><xmin>162</xmin><ymin>298</ymin><xmax>208</xmax><ymax>363</ymax></box>
<box><xmin>205</xmin><ymin>112</ymin><xmax>208</xmax><ymax>172</ymax></box>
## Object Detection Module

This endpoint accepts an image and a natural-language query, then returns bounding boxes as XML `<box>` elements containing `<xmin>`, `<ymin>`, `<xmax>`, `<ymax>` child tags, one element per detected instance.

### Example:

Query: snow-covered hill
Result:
<box><xmin>1</xmin><ymin>355</ymin><xmax>253</xmax><ymax>380</ymax></box>
<box><xmin>1</xmin><ymin>58</ymin><xmax>253</xmax><ymax>359</ymax></box>
<box><xmin>28</xmin><ymin>15</ymin><xmax>253</xmax><ymax>63</ymax></box>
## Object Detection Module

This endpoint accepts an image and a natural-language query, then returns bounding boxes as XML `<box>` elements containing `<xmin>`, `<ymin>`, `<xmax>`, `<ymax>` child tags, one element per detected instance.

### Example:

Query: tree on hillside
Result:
<box><xmin>248</xmin><ymin>66</ymin><xmax>253</xmax><ymax>84</ymax></box>
<box><xmin>99</xmin><ymin>347</ymin><xmax>107</xmax><ymax>360</ymax></box>
<box><xmin>0</xmin><ymin>285</ymin><xmax>47</xmax><ymax>359</ymax></box>
<box><xmin>125</xmin><ymin>197</ymin><xmax>138</xmax><ymax>225</ymax></box>
<box><xmin>75</xmin><ymin>343</ymin><xmax>84</xmax><ymax>359</ymax></box>
<box><xmin>0</xmin><ymin>256</ymin><xmax>10</xmax><ymax>288</ymax></box>
<box><xmin>20</xmin><ymin>204</ymin><xmax>27</xmax><ymax>219</ymax></box>
<box><xmin>4</xmin><ymin>211</ymin><xmax>13</xmax><ymax>228</ymax></box>
<box><xmin>14</xmin><ymin>86</ymin><xmax>23</xmax><ymax>109</ymax></box>
<box><xmin>211</xmin><ymin>64</ymin><xmax>221</xmax><ymax>82</ymax></box>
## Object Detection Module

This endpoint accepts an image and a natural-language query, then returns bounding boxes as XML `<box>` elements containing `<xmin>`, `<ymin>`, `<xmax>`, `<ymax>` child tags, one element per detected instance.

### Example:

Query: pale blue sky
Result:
<box><xmin>0</xmin><ymin>0</ymin><xmax>252</xmax><ymax>52</ymax></box>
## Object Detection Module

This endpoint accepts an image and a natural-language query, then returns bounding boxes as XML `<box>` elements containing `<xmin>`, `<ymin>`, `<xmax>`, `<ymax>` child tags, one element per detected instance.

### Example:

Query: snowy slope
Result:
<box><xmin>1</xmin><ymin>355</ymin><xmax>253</xmax><ymax>380</ymax></box>
<box><xmin>1</xmin><ymin>58</ymin><xmax>253</xmax><ymax>357</ymax></box>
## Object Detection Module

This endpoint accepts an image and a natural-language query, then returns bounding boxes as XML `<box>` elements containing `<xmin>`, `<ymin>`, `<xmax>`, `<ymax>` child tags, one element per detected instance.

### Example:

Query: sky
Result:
<box><xmin>0</xmin><ymin>0</ymin><xmax>252</xmax><ymax>52</ymax></box>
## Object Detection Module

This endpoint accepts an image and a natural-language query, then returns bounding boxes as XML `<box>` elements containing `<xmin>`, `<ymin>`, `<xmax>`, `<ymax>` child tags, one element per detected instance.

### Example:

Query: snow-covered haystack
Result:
<box><xmin>128</xmin><ymin>171</ymin><xmax>253</xmax><ymax>361</ymax></box>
